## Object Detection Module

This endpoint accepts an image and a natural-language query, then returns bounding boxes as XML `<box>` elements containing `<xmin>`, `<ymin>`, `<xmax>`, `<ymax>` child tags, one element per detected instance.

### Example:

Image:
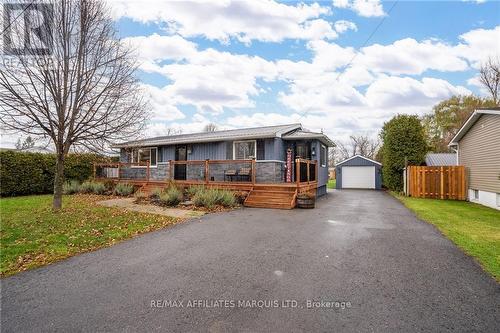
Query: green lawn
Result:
<box><xmin>327</xmin><ymin>179</ymin><xmax>336</xmax><ymax>189</ymax></box>
<box><xmin>0</xmin><ymin>194</ymin><xmax>180</xmax><ymax>277</ymax></box>
<box><xmin>394</xmin><ymin>194</ymin><xmax>500</xmax><ymax>282</ymax></box>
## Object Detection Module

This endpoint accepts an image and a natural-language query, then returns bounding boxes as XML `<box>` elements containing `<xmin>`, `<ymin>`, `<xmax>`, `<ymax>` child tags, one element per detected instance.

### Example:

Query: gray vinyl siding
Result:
<box><xmin>273</xmin><ymin>138</ymin><xmax>285</xmax><ymax>161</ymax></box>
<box><xmin>458</xmin><ymin>114</ymin><xmax>500</xmax><ymax>193</ymax></box>
<box><xmin>159</xmin><ymin>146</ymin><xmax>174</xmax><ymax>162</ymax></box>
<box><xmin>335</xmin><ymin>156</ymin><xmax>382</xmax><ymax>190</ymax></box>
<box><xmin>189</xmin><ymin>142</ymin><xmax>226</xmax><ymax>160</ymax></box>
<box><xmin>264</xmin><ymin>139</ymin><xmax>275</xmax><ymax>160</ymax></box>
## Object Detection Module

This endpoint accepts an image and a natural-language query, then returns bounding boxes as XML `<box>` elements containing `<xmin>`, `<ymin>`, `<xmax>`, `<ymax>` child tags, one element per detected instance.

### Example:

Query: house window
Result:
<box><xmin>295</xmin><ymin>143</ymin><xmax>309</xmax><ymax>159</ymax></box>
<box><xmin>233</xmin><ymin>140</ymin><xmax>256</xmax><ymax>160</ymax></box>
<box><xmin>320</xmin><ymin>145</ymin><xmax>327</xmax><ymax>167</ymax></box>
<box><xmin>131</xmin><ymin>147</ymin><xmax>157</xmax><ymax>166</ymax></box>
<box><xmin>473</xmin><ymin>189</ymin><xmax>479</xmax><ymax>200</ymax></box>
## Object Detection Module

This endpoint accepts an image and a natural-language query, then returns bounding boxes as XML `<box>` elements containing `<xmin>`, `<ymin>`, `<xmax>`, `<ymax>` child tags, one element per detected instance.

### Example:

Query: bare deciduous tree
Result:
<box><xmin>203</xmin><ymin>123</ymin><xmax>218</xmax><ymax>132</ymax></box>
<box><xmin>479</xmin><ymin>57</ymin><xmax>500</xmax><ymax>105</ymax></box>
<box><xmin>334</xmin><ymin>135</ymin><xmax>379</xmax><ymax>162</ymax></box>
<box><xmin>0</xmin><ymin>0</ymin><xmax>147</xmax><ymax>210</ymax></box>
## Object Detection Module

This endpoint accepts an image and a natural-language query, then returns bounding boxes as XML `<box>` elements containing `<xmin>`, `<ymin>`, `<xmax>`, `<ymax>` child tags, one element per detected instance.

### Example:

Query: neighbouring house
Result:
<box><xmin>335</xmin><ymin>155</ymin><xmax>382</xmax><ymax>190</ymax></box>
<box><xmin>425</xmin><ymin>153</ymin><xmax>457</xmax><ymax>166</ymax></box>
<box><xmin>449</xmin><ymin>108</ymin><xmax>500</xmax><ymax>210</ymax></box>
<box><xmin>97</xmin><ymin>124</ymin><xmax>334</xmax><ymax>209</ymax></box>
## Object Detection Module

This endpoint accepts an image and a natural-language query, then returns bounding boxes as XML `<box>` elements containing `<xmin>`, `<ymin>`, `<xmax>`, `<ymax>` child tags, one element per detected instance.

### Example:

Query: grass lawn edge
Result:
<box><xmin>391</xmin><ymin>192</ymin><xmax>500</xmax><ymax>283</ymax></box>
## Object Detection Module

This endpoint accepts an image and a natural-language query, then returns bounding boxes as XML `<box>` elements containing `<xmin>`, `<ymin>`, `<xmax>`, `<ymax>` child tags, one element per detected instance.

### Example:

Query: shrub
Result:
<box><xmin>103</xmin><ymin>180</ymin><xmax>116</xmax><ymax>193</ymax></box>
<box><xmin>185</xmin><ymin>185</ymin><xmax>204</xmax><ymax>198</ymax></box>
<box><xmin>158</xmin><ymin>187</ymin><xmax>183</xmax><ymax>206</ymax></box>
<box><xmin>79</xmin><ymin>181</ymin><xmax>95</xmax><ymax>194</ymax></box>
<box><xmin>90</xmin><ymin>182</ymin><xmax>106</xmax><ymax>194</ymax></box>
<box><xmin>380</xmin><ymin>114</ymin><xmax>428</xmax><ymax>191</ymax></box>
<box><xmin>134</xmin><ymin>191</ymin><xmax>147</xmax><ymax>202</ymax></box>
<box><xmin>193</xmin><ymin>189</ymin><xmax>217</xmax><ymax>209</ymax></box>
<box><xmin>214</xmin><ymin>189</ymin><xmax>236</xmax><ymax>207</ymax></box>
<box><xmin>0</xmin><ymin>151</ymin><xmax>107</xmax><ymax>196</ymax></box>
<box><xmin>114</xmin><ymin>183</ymin><xmax>135</xmax><ymax>196</ymax></box>
<box><xmin>63</xmin><ymin>180</ymin><xmax>80</xmax><ymax>194</ymax></box>
<box><xmin>150</xmin><ymin>187</ymin><xmax>163</xmax><ymax>199</ymax></box>
<box><xmin>192</xmin><ymin>188</ymin><xmax>235</xmax><ymax>208</ymax></box>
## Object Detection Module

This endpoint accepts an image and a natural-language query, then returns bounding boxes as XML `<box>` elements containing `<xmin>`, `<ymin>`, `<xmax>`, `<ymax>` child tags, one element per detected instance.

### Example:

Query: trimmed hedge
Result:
<box><xmin>0</xmin><ymin>151</ymin><xmax>106</xmax><ymax>197</ymax></box>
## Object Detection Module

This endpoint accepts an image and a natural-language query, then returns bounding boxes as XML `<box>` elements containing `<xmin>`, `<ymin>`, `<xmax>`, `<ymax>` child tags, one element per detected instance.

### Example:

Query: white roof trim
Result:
<box><xmin>449</xmin><ymin>109</ymin><xmax>500</xmax><ymax>146</ymax></box>
<box><xmin>336</xmin><ymin>154</ymin><xmax>382</xmax><ymax>167</ymax></box>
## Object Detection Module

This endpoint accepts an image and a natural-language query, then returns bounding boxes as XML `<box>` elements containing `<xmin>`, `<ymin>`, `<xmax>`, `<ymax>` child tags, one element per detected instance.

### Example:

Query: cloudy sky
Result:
<box><xmin>2</xmin><ymin>0</ymin><xmax>500</xmax><ymax>147</ymax></box>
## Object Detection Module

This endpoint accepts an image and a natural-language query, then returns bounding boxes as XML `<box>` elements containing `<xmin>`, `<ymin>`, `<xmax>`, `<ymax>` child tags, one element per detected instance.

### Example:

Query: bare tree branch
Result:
<box><xmin>0</xmin><ymin>0</ymin><xmax>147</xmax><ymax>209</ymax></box>
<box><xmin>479</xmin><ymin>57</ymin><xmax>500</xmax><ymax>105</ymax></box>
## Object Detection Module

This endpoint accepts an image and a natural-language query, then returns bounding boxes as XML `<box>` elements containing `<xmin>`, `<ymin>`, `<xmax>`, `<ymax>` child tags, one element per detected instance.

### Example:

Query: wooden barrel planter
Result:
<box><xmin>296</xmin><ymin>193</ymin><xmax>315</xmax><ymax>209</ymax></box>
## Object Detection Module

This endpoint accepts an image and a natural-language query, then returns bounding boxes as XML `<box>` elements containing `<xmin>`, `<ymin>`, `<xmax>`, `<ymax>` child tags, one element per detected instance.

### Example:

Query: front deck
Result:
<box><xmin>94</xmin><ymin>159</ymin><xmax>318</xmax><ymax>209</ymax></box>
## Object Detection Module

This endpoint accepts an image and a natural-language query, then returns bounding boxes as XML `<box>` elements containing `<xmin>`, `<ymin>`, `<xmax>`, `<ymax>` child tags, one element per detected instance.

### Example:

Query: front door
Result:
<box><xmin>174</xmin><ymin>145</ymin><xmax>187</xmax><ymax>180</ymax></box>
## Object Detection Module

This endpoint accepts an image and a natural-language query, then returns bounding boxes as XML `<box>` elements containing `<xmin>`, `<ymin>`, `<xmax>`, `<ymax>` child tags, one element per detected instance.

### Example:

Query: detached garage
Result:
<box><xmin>335</xmin><ymin>155</ymin><xmax>382</xmax><ymax>190</ymax></box>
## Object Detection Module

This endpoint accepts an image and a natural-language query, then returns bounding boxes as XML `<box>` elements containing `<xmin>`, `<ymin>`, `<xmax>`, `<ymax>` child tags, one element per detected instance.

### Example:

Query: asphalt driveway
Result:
<box><xmin>2</xmin><ymin>190</ymin><xmax>499</xmax><ymax>332</ymax></box>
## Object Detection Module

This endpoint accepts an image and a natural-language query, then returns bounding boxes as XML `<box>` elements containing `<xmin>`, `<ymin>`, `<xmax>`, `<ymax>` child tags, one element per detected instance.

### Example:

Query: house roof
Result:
<box><xmin>425</xmin><ymin>153</ymin><xmax>457</xmax><ymax>166</ymax></box>
<box><xmin>282</xmin><ymin>129</ymin><xmax>336</xmax><ymax>147</ymax></box>
<box><xmin>449</xmin><ymin>108</ymin><xmax>500</xmax><ymax>146</ymax></box>
<box><xmin>336</xmin><ymin>155</ymin><xmax>382</xmax><ymax>167</ymax></box>
<box><xmin>112</xmin><ymin>123</ymin><xmax>304</xmax><ymax>148</ymax></box>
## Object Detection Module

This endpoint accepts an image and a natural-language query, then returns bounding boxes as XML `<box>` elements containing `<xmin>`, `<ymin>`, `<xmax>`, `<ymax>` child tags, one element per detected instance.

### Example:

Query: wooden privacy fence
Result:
<box><xmin>407</xmin><ymin>166</ymin><xmax>466</xmax><ymax>200</ymax></box>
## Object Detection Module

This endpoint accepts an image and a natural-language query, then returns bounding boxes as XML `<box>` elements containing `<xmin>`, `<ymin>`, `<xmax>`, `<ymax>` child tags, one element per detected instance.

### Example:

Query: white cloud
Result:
<box><xmin>124</xmin><ymin>25</ymin><xmax>498</xmax><ymax>142</ymax></box>
<box><xmin>110</xmin><ymin>0</ymin><xmax>337</xmax><ymax>43</ymax></box>
<box><xmin>357</xmin><ymin>38</ymin><xmax>469</xmax><ymax>75</ymax></box>
<box><xmin>365</xmin><ymin>76</ymin><xmax>471</xmax><ymax>108</ymax></box>
<box><xmin>131</xmin><ymin>36</ymin><xmax>278</xmax><ymax>113</ymax></box>
<box><xmin>332</xmin><ymin>0</ymin><xmax>385</xmax><ymax>17</ymax></box>
<box><xmin>334</xmin><ymin>20</ymin><xmax>358</xmax><ymax>34</ymax></box>
<box><xmin>455</xmin><ymin>26</ymin><xmax>500</xmax><ymax>67</ymax></box>
<box><xmin>142</xmin><ymin>84</ymin><xmax>185</xmax><ymax>122</ymax></box>
<box><xmin>123</xmin><ymin>34</ymin><xmax>197</xmax><ymax>62</ymax></box>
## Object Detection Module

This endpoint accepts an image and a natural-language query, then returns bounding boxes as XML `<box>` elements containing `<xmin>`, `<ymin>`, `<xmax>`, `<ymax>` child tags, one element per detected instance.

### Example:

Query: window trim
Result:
<box><xmin>320</xmin><ymin>144</ymin><xmax>327</xmax><ymax>167</ymax></box>
<box><xmin>233</xmin><ymin>140</ymin><xmax>257</xmax><ymax>160</ymax></box>
<box><xmin>130</xmin><ymin>147</ymin><xmax>158</xmax><ymax>168</ymax></box>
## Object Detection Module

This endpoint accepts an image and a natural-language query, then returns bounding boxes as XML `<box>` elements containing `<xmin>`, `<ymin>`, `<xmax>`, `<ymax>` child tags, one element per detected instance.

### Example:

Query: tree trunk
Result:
<box><xmin>53</xmin><ymin>154</ymin><xmax>65</xmax><ymax>211</ymax></box>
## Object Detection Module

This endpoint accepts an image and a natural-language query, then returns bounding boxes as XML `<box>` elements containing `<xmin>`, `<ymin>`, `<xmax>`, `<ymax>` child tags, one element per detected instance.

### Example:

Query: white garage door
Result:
<box><xmin>342</xmin><ymin>166</ymin><xmax>375</xmax><ymax>189</ymax></box>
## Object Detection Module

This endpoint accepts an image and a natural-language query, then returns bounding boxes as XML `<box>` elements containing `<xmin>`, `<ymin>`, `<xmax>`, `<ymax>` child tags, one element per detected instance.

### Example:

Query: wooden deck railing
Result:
<box><xmin>170</xmin><ymin>159</ymin><xmax>256</xmax><ymax>184</ymax></box>
<box><xmin>295</xmin><ymin>158</ymin><xmax>318</xmax><ymax>184</ymax></box>
<box><xmin>94</xmin><ymin>161</ymin><xmax>151</xmax><ymax>180</ymax></box>
<box><xmin>94</xmin><ymin>158</ymin><xmax>319</xmax><ymax>185</ymax></box>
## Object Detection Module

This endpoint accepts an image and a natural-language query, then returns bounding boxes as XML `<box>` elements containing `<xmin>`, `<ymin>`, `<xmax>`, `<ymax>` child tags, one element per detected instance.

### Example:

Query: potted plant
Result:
<box><xmin>296</xmin><ymin>193</ymin><xmax>315</xmax><ymax>209</ymax></box>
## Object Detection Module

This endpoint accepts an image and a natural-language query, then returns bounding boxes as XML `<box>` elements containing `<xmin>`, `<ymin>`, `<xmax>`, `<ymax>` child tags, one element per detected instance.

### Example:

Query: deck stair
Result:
<box><xmin>244</xmin><ymin>185</ymin><xmax>297</xmax><ymax>209</ymax></box>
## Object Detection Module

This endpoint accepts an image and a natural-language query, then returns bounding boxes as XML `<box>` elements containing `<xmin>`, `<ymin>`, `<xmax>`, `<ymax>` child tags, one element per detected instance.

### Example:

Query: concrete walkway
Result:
<box><xmin>2</xmin><ymin>190</ymin><xmax>499</xmax><ymax>332</ymax></box>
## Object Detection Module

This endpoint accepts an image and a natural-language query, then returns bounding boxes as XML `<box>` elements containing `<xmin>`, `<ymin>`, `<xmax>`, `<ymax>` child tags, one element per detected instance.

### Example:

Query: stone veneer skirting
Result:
<box><xmin>116</xmin><ymin>160</ymin><xmax>285</xmax><ymax>183</ymax></box>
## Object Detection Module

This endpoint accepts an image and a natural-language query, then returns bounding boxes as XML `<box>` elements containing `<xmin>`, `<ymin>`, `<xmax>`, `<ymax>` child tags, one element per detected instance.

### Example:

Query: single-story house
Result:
<box><xmin>335</xmin><ymin>155</ymin><xmax>382</xmax><ymax>190</ymax></box>
<box><xmin>100</xmin><ymin>124</ymin><xmax>334</xmax><ymax>209</ymax></box>
<box><xmin>449</xmin><ymin>108</ymin><xmax>500</xmax><ymax>210</ymax></box>
<box><xmin>425</xmin><ymin>153</ymin><xmax>457</xmax><ymax>166</ymax></box>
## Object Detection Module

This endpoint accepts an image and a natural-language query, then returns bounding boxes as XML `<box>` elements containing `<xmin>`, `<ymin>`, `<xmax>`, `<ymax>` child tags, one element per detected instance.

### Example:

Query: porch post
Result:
<box><xmin>146</xmin><ymin>160</ymin><xmax>150</xmax><ymax>181</ymax></box>
<box><xmin>205</xmin><ymin>159</ymin><xmax>209</xmax><ymax>184</ymax></box>
<box><xmin>117</xmin><ymin>163</ymin><xmax>121</xmax><ymax>179</ymax></box>
<box><xmin>295</xmin><ymin>159</ymin><xmax>300</xmax><ymax>186</ymax></box>
<box><xmin>251</xmin><ymin>158</ymin><xmax>256</xmax><ymax>184</ymax></box>
<box><xmin>169</xmin><ymin>160</ymin><xmax>173</xmax><ymax>181</ymax></box>
<box><xmin>93</xmin><ymin>163</ymin><xmax>96</xmax><ymax>179</ymax></box>
<box><xmin>306</xmin><ymin>160</ymin><xmax>310</xmax><ymax>183</ymax></box>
